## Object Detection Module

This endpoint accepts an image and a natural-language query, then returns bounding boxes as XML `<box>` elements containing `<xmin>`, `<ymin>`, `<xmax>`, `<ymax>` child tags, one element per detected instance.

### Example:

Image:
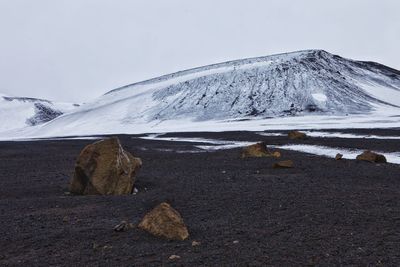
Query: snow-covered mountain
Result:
<box><xmin>104</xmin><ymin>50</ymin><xmax>400</xmax><ymax>119</ymax></box>
<box><xmin>0</xmin><ymin>94</ymin><xmax>78</xmax><ymax>132</ymax></box>
<box><xmin>2</xmin><ymin>50</ymin><xmax>400</xmax><ymax>138</ymax></box>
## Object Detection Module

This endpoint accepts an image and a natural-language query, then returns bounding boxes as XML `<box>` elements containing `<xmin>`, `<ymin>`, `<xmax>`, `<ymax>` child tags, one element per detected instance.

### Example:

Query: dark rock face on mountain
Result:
<box><xmin>26</xmin><ymin>103</ymin><xmax>64</xmax><ymax>126</ymax></box>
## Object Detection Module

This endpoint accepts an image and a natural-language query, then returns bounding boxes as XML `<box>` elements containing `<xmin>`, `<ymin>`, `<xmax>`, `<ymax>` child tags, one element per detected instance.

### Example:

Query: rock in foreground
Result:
<box><xmin>69</xmin><ymin>137</ymin><xmax>142</xmax><ymax>195</ymax></box>
<box><xmin>288</xmin><ymin>131</ymin><xmax>307</xmax><ymax>140</ymax></box>
<box><xmin>356</xmin><ymin>150</ymin><xmax>387</xmax><ymax>163</ymax></box>
<box><xmin>241</xmin><ymin>142</ymin><xmax>281</xmax><ymax>158</ymax></box>
<box><xmin>138</xmin><ymin>202</ymin><xmax>189</xmax><ymax>241</ymax></box>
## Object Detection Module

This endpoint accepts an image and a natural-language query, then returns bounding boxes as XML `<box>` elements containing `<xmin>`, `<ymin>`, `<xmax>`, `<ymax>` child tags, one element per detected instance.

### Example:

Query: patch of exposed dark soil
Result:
<box><xmin>1</xmin><ymin>130</ymin><xmax>400</xmax><ymax>266</ymax></box>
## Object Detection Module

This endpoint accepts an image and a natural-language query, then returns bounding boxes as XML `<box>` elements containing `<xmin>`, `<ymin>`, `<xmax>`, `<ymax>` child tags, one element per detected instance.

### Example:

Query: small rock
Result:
<box><xmin>114</xmin><ymin>221</ymin><xmax>130</xmax><ymax>232</ymax></box>
<box><xmin>335</xmin><ymin>153</ymin><xmax>343</xmax><ymax>160</ymax></box>
<box><xmin>92</xmin><ymin>242</ymin><xmax>99</xmax><ymax>250</ymax></box>
<box><xmin>272</xmin><ymin>151</ymin><xmax>281</xmax><ymax>158</ymax></box>
<box><xmin>62</xmin><ymin>216</ymin><xmax>69</xmax><ymax>223</ymax></box>
<box><xmin>132</xmin><ymin>187</ymin><xmax>139</xmax><ymax>195</ymax></box>
<box><xmin>233</xmin><ymin>240</ymin><xmax>239</xmax><ymax>244</ymax></box>
<box><xmin>241</xmin><ymin>142</ymin><xmax>281</xmax><ymax>158</ymax></box>
<box><xmin>356</xmin><ymin>150</ymin><xmax>387</xmax><ymax>163</ymax></box>
<box><xmin>288</xmin><ymin>131</ymin><xmax>307</xmax><ymax>140</ymax></box>
<box><xmin>273</xmin><ymin>160</ymin><xmax>294</xmax><ymax>168</ymax></box>
<box><xmin>169</xmin><ymin>255</ymin><xmax>181</xmax><ymax>261</ymax></box>
<box><xmin>138</xmin><ymin>202</ymin><xmax>189</xmax><ymax>240</ymax></box>
<box><xmin>192</xmin><ymin>240</ymin><xmax>201</xmax><ymax>247</ymax></box>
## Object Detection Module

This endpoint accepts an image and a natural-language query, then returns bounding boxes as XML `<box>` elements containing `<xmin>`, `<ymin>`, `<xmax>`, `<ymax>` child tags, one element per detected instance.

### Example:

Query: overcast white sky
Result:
<box><xmin>0</xmin><ymin>0</ymin><xmax>399</xmax><ymax>102</ymax></box>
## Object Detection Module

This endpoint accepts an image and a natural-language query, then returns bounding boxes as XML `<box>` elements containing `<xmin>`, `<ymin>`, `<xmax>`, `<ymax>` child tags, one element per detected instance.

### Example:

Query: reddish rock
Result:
<box><xmin>356</xmin><ymin>150</ymin><xmax>387</xmax><ymax>163</ymax></box>
<box><xmin>138</xmin><ymin>202</ymin><xmax>189</xmax><ymax>241</ymax></box>
<box><xmin>288</xmin><ymin>131</ymin><xmax>307</xmax><ymax>140</ymax></box>
<box><xmin>241</xmin><ymin>142</ymin><xmax>281</xmax><ymax>158</ymax></box>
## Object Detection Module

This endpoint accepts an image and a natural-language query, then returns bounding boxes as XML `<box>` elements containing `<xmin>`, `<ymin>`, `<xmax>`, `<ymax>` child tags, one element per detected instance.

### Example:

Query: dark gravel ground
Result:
<box><xmin>1</xmin><ymin>129</ymin><xmax>400</xmax><ymax>266</ymax></box>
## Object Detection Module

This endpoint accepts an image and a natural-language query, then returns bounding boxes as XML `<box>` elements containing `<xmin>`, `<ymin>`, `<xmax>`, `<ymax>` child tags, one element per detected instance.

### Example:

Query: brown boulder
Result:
<box><xmin>241</xmin><ymin>142</ymin><xmax>281</xmax><ymax>158</ymax></box>
<box><xmin>288</xmin><ymin>131</ymin><xmax>307</xmax><ymax>140</ymax></box>
<box><xmin>356</xmin><ymin>150</ymin><xmax>387</xmax><ymax>163</ymax></box>
<box><xmin>273</xmin><ymin>160</ymin><xmax>294</xmax><ymax>168</ymax></box>
<box><xmin>69</xmin><ymin>137</ymin><xmax>142</xmax><ymax>195</ymax></box>
<box><xmin>335</xmin><ymin>153</ymin><xmax>343</xmax><ymax>160</ymax></box>
<box><xmin>138</xmin><ymin>202</ymin><xmax>189</xmax><ymax>241</ymax></box>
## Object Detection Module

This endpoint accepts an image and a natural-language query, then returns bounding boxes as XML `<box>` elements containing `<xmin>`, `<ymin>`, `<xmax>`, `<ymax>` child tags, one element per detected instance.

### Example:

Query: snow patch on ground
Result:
<box><xmin>195</xmin><ymin>142</ymin><xmax>254</xmax><ymax>151</ymax></box>
<box><xmin>272</xmin><ymin>144</ymin><xmax>400</xmax><ymax>164</ymax></box>
<box><xmin>140</xmin><ymin>134</ymin><xmax>253</xmax><ymax>150</ymax></box>
<box><xmin>257</xmin><ymin>132</ymin><xmax>286</xmax><ymax>137</ymax></box>
<box><xmin>140</xmin><ymin>135</ymin><xmax>235</xmax><ymax>145</ymax></box>
<box><xmin>302</xmin><ymin>131</ymin><xmax>400</xmax><ymax>139</ymax></box>
<box><xmin>258</xmin><ymin>131</ymin><xmax>400</xmax><ymax>140</ymax></box>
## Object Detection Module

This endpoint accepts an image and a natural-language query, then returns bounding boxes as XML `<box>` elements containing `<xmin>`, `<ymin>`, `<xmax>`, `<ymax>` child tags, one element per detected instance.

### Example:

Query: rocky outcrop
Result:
<box><xmin>138</xmin><ymin>202</ymin><xmax>189</xmax><ymax>241</ymax></box>
<box><xmin>69</xmin><ymin>137</ymin><xmax>142</xmax><ymax>195</ymax></box>
<box><xmin>272</xmin><ymin>160</ymin><xmax>294</xmax><ymax>168</ymax></box>
<box><xmin>241</xmin><ymin>142</ymin><xmax>281</xmax><ymax>158</ymax></box>
<box><xmin>288</xmin><ymin>131</ymin><xmax>307</xmax><ymax>140</ymax></box>
<box><xmin>356</xmin><ymin>150</ymin><xmax>387</xmax><ymax>163</ymax></box>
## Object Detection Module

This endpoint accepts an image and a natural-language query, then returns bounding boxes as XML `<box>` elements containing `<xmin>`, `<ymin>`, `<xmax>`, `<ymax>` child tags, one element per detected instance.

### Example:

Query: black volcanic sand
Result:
<box><xmin>1</xmin><ymin>129</ymin><xmax>400</xmax><ymax>266</ymax></box>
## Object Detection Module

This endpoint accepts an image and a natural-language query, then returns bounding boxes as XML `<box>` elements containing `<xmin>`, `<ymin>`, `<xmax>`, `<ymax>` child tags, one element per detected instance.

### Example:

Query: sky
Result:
<box><xmin>0</xmin><ymin>0</ymin><xmax>399</xmax><ymax>103</ymax></box>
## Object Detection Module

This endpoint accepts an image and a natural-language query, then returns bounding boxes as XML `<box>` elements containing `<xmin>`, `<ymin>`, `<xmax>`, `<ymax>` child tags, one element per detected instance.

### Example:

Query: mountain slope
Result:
<box><xmin>0</xmin><ymin>94</ymin><xmax>78</xmax><ymax>132</ymax></box>
<box><xmin>102</xmin><ymin>49</ymin><xmax>400</xmax><ymax>121</ymax></box>
<box><xmin>3</xmin><ymin>50</ymin><xmax>400</xmax><ymax>138</ymax></box>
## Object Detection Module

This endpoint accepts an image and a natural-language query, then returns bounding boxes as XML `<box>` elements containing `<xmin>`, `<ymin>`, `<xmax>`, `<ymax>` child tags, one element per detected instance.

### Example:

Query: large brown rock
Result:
<box><xmin>356</xmin><ymin>150</ymin><xmax>387</xmax><ymax>163</ymax></box>
<box><xmin>69</xmin><ymin>137</ymin><xmax>142</xmax><ymax>195</ymax></box>
<box><xmin>241</xmin><ymin>142</ymin><xmax>281</xmax><ymax>158</ymax></box>
<box><xmin>138</xmin><ymin>202</ymin><xmax>189</xmax><ymax>241</ymax></box>
<box><xmin>288</xmin><ymin>131</ymin><xmax>307</xmax><ymax>140</ymax></box>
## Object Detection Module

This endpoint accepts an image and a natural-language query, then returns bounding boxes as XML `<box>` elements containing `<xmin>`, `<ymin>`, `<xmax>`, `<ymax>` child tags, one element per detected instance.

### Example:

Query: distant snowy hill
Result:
<box><xmin>2</xmin><ymin>50</ymin><xmax>400</xmax><ymax>139</ymax></box>
<box><xmin>0</xmin><ymin>94</ymin><xmax>78</xmax><ymax>132</ymax></box>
